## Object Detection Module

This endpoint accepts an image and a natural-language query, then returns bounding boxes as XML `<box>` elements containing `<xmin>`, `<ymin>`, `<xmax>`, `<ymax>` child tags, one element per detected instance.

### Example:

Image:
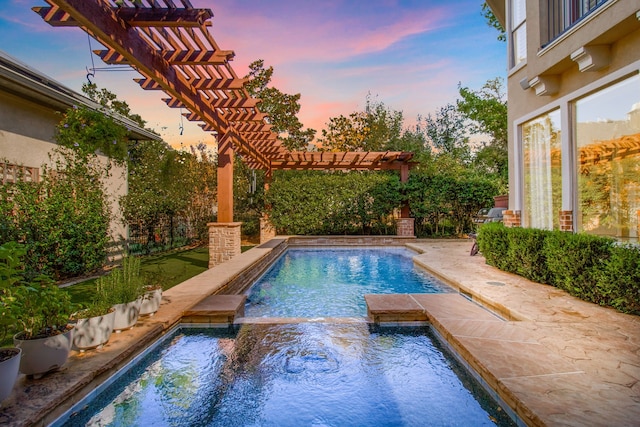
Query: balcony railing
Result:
<box><xmin>545</xmin><ymin>0</ymin><xmax>608</xmax><ymax>45</ymax></box>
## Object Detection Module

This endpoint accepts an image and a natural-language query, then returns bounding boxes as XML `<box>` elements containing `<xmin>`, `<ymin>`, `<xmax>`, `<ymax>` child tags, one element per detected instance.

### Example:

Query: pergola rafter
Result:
<box><xmin>34</xmin><ymin>0</ymin><xmax>416</xmax><ymax>244</ymax></box>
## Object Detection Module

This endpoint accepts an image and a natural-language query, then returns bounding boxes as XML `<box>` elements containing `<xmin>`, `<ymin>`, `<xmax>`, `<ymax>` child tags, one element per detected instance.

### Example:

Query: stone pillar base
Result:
<box><xmin>503</xmin><ymin>210</ymin><xmax>521</xmax><ymax>228</ymax></box>
<box><xmin>559</xmin><ymin>210</ymin><xmax>574</xmax><ymax>232</ymax></box>
<box><xmin>208</xmin><ymin>222</ymin><xmax>242</xmax><ymax>268</ymax></box>
<box><xmin>397</xmin><ymin>217</ymin><xmax>415</xmax><ymax>237</ymax></box>
<box><xmin>259</xmin><ymin>216</ymin><xmax>276</xmax><ymax>244</ymax></box>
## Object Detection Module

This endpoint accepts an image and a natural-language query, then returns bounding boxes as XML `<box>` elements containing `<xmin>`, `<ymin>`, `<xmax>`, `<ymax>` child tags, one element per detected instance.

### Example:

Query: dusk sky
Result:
<box><xmin>1</xmin><ymin>0</ymin><xmax>506</xmax><ymax>149</ymax></box>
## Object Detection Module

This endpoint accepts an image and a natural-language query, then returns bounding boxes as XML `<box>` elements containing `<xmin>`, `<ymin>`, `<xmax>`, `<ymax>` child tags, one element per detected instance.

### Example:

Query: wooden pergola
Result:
<box><xmin>34</xmin><ymin>0</ymin><xmax>416</xmax><ymax>263</ymax></box>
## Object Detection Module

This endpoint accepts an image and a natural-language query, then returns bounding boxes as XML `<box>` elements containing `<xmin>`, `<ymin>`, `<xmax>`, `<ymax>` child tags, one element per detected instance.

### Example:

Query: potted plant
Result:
<box><xmin>97</xmin><ymin>257</ymin><xmax>144</xmax><ymax>332</ymax></box>
<box><xmin>4</xmin><ymin>243</ymin><xmax>76</xmax><ymax>379</ymax></box>
<box><xmin>71</xmin><ymin>300</ymin><xmax>115</xmax><ymax>351</ymax></box>
<box><xmin>139</xmin><ymin>268</ymin><xmax>165</xmax><ymax>317</ymax></box>
<box><xmin>0</xmin><ymin>242</ymin><xmax>23</xmax><ymax>401</ymax></box>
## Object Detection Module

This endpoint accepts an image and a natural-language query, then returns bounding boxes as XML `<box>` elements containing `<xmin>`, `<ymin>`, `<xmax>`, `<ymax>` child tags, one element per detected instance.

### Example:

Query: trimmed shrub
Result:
<box><xmin>477</xmin><ymin>224</ymin><xmax>639</xmax><ymax>315</ymax></box>
<box><xmin>542</xmin><ymin>231</ymin><xmax>614</xmax><ymax>301</ymax></box>
<box><xmin>476</xmin><ymin>222</ymin><xmax>510</xmax><ymax>270</ymax></box>
<box><xmin>506</xmin><ymin>227</ymin><xmax>550</xmax><ymax>284</ymax></box>
<box><xmin>595</xmin><ymin>244</ymin><xmax>640</xmax><ymax>315</ymax></box>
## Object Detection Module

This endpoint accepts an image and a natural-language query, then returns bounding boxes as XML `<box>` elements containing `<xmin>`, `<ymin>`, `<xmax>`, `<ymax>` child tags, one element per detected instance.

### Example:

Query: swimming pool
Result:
<box><xmin>52</xmin><ymin>245</ymin><xmax>515</xmax><ymax>427</ymax></box>
<box><xmin>59</xmin><ymin>325</ymin><xmax>514</xmax><ymax>427</ymax></box>
<box><xmin>244</xmin><ymin>247</ymin><xmax>454</xmax><ymax>318</ymax></box>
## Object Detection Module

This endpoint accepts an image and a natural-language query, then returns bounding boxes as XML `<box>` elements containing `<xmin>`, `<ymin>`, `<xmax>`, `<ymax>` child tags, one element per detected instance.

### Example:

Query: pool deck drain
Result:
<box><xmin>0</xmin><ymin>238</ymin><xmax>638</xmax><ymax>427</ymax></box>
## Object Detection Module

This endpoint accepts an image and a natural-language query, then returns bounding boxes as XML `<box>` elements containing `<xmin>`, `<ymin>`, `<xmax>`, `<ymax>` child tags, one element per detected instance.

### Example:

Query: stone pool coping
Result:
<box><xmin>1</xmin><ymin>237</ymin><xmax>638</xmax><ymax>426</ymax></box>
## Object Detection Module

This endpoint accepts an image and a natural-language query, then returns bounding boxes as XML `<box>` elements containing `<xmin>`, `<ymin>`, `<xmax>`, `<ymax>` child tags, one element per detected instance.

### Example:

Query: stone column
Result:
<box><xmin>397</xmin><ymin>217</ymin><xmax>415</xmax><ymax>237</ymax></box>
<box><xmin>259</xmin><ymin>215</ymin><xmax>276</xmax><ymax>243</ymax></box>
<box><xmin>397</xmin><ymin>163</ymin><xmax>414</xmax><ymax>236</ymax></box>
<box><xmin>559</xmin><ymin>210</ymin><xmax>574</xmax><ymax>232</ymax></box>
<box><xmin>208</xmin><ymin>222</ymin><xmax>242</xmax><ymax>268</ymax></box>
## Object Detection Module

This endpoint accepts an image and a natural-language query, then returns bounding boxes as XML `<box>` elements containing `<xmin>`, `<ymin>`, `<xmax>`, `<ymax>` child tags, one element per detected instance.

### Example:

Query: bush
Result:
<box><xmin>476</xmin><ymin>222</ymin><xmax>510</xmax><ymax>270</ymax></box>
<box><xmin>477</xmin><ymin>224</ymin><xmax>639</xmax><ymax>315</ymax></box>
<box><xmin>0</xmin><ymin>153</ymin><xmax>110</xmax><ymax>280</ymax></box>
<box><xmin>595</xmin><ymin>244</ymin><xmax>640</xmax><ymax>314</ymax></box>
<box><xmin>267</xmin><ymin>171</ymin><xmax>401</xmax><ymax>235</ymax></box>
<box><xmin>543</xmin><ymin>231</ymin><xmax>614</xmax><ymax>301</ymax></box>
<box><xmin>506</xmin><ymin>227</ymin><xmax>550</xmax><ymax>284</ymax></box>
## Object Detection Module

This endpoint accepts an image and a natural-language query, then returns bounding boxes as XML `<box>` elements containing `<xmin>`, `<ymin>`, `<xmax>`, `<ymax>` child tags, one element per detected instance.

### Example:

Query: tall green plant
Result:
<box><xmin>0</xmin><ymin>152</ymin><xmax>110</xmax><ymax>280</ymax></box>
<box><xmin>96</xmin><ymin>257</ymin><xmax>143</xmax><ymax>305</ymax></box>
<box><xmin>0</xmin><ymin>242</ymin><xmax>75</xmax><ymax>340</ymax></box>
<box><xmin>0</xmin><ymin>242</ymin><xmax>24</xmax><ymax>342</ymax></box>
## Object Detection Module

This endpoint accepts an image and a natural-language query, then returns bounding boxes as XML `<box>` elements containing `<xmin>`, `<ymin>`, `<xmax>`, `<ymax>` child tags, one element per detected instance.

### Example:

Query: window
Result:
<box><xmin>544</xmin><ymin>0</ymin><xmax>608</xmax><ymax>45</ymax></box>
<box><xmin>510</xmin><ymin>0</ymin><xmax>526</xmax><ymax>68</ymax></box>
<box><xmin>522</xmin><ymin>110</ymin><xmax>562</xmax><ymax>230</ymax></box>
<box><xmin>1</xmin><ymin>162</ymin><xmax>40</xmax><ymax>184</ymax></box>
<box><xmin>575</xmin><ymin>74</ymin><xmax>640</xmax><ymax>241</ymax></box>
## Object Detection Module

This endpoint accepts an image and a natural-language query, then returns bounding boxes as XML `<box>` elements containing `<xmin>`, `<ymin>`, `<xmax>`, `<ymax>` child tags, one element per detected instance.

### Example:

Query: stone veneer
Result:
<box><xmin>259</xmin><ymin>216</ymin><xmax>276</xmax><ymax>243</ymax></box>
<box><xmin>216</xmin><ymin>238</ymin><xmax>287</xmax><ymax>295</ymax></box>
<box><xmin>559</xmin><ymin>210</ymin><xmax>574</xmax><ymax>232</ymax></box>
<box><xmin>208</xmin><ymin>222</ymin><xmax>242</xmax><ymax>268</ymax></box>
<box><xmin>502</xmin><ymin>210</ymin><xmax>521</xmax><ymax>228</ymax></box>
<box><xmin>396</xmin><ymin>217</ymin><xmax>415</xmax><ymax>236</ymax></box>
<box><xmin>287</xmin><ymin>235</ymin><xmax>415</xmax><ymax>246</ymax></box>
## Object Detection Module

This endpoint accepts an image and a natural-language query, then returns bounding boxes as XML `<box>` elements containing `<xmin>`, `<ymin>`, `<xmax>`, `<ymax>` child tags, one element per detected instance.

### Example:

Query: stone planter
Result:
<box><xmin>0</xmin><ymin>348</ymin><xmax>21</xmax><ymax>402</ymax></box>
<box><xmin>139</xmin><ymin>288</ymin><xmax>162</xmax><ymax>317</ymax></box>
<box><xmin>73</xmin><ymin>309</ymin><xmax>116</xmax><ymax>351</ymax></box>
<box><xmin>112</xmin><ymin>297</ymin><xmax>143</xmax><ymax>332</ymax></box>
<box><xmin>14</xmin><ymin>326</ymin><xmax>74</xmax><ymax>379</ymax></box>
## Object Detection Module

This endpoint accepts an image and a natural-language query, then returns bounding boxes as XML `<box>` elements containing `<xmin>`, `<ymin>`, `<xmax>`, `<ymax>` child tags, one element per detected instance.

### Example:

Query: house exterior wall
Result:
<box><xmin>490</xmin><ymin>0</ymin><xmax>640</xmax><ymax>241</ymax></box>
<box><xmin>0</xmin><ymin>88</ymin><xmax>129</xmax><ymax>247</ymax></box>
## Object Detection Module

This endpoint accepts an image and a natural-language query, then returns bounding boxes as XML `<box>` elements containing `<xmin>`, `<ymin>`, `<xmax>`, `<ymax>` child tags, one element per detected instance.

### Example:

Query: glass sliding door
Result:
<box><xmin>522</xmin><ymin>110</ymin><xmax>562</xmax><ymax>230</ymax></box>
<box><xmin>575</xmin><ymin>74</ymin><xmax>640</xmax><ymax>241</ymax></box>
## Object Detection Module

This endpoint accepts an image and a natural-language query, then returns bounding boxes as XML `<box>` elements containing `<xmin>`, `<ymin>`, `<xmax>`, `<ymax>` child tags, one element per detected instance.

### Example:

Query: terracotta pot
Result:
<box><xmin>0</xmin><ymin>348</ymin><xmax>21</xmax><ymax>401</ymax></box>
<box><xmin>112</xmin><ymin>297</ymin><xmax>143</xmax><ymax>332</ymax></box>
<box><xmin>73</xmin><ymin>309</ymin><xmax>116</xmax><ymax>351</ymax></box>
<box><xmin>14</xmin><ymin>326</ymin><xmax>74</xmax><ymax>379</ymax></box>
<box><xmin>139</xmin><ymin>288</ymin><xmax>162</xmax><ymax>317</ymax></box>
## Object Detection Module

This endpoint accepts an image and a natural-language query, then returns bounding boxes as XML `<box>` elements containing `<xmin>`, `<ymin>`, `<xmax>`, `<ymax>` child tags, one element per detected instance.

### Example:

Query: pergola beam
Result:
<box><xmin>36</xmin><ymin>0</ymin><xmax>272</xmax><ymax>171</ymax></box>
<box><xmin>33</xmin><ymin>6</ymin><xmax>214</xmax><ymax>27</ymax></box>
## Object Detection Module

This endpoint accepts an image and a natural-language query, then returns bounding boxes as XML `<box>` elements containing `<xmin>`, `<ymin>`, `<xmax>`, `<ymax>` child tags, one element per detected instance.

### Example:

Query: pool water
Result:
<box><xmin>61</xmin><ymin>325</ymin><xmax>514</xmax><ymax>427</ymax></box>
<box><xmin>245</xmin><ymin>247</ymin><xmax>455</xmax><ymax>318</ymax></box>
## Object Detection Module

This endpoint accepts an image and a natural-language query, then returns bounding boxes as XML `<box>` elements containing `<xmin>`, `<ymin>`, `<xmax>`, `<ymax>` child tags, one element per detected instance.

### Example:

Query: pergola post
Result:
<box><xmin>208</xmin><ymin>132</ymin><xmax>241</xmax><ymax>267</ymax></box>
<box><xmin>397</xmin><ymin>163</ymin><xmax>414</xmax><ymax>236</ymax></box>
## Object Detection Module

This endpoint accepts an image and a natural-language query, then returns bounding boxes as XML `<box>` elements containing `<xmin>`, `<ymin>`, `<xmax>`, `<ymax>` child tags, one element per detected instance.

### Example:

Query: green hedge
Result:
<box><xmin>477</xmin><ymin>223</ymin><xmax>640</xmax><ymax>315</ymax></box>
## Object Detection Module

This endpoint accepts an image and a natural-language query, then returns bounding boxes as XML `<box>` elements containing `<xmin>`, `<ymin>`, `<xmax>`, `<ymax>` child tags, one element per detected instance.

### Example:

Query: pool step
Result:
<box><xmin>182</xmin><ymin>294</ymin><xmax>246</xmax><ymax>325</ymax></box>
<box><xmin>364</xmin><ymin>294</ymin><xmax>428</xmax><ymax>323</ymax></box>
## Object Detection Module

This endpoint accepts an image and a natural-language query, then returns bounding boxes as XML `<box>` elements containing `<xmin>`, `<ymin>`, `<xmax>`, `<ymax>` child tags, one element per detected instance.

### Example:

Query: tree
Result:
<box><xmin>424</xmin><ymin>103</ymin><xmax>470</xmax><ymax>163</ymax></box>
<box><xmin>482</xmin><ymin>2</ymin><xmax>506</xmax><ymax>42</ymax></box>
<box><xmin>244</xmin><ymin>60</ymin><xmax>316</xmax><ymax>151</ymax></box>
<box><xmin>457</xmin><ymin>78</ymin><xmax>508</xmax><ymax>184</ymax></box>
<box><xmin>318</xmin><ymin>95</ymin><xmax>429</xmax><ymax>156</ymax></box>
<box><xmin>82</xmin><ymin>82</ymin><xmax>147</xmax><ymax>129</ymax></box>
<box><xmin>318</xmin><ymin>111</ymin><xmax>368</xmax><ymax>151</ymax></box>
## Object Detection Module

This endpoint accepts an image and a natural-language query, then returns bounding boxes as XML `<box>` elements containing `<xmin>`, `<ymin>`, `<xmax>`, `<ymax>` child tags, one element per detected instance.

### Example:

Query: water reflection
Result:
<box><xmin>68</xmin><ymin>325</ymin><xmax>514</xmax><ymax>427</ymax></box>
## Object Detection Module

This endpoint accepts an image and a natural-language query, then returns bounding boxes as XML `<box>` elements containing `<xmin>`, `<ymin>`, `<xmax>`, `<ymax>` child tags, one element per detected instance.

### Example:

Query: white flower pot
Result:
<box><xmin>73</xmin><ymin>309</ymin><xmax>116</xmax><ymax>351</ymax></box>
<box><xmin>112</xmin><ymin>297</ymin><xmax>143</xmax><ymax>332</ymax></box>
<box><xmin>0</xmin><ymin>348</ymin><xmax>21</xmax><ymax>402</ymax></box>
<box><xmin>139</xmin><ymin>288</ymin><xmax>162</xmax><ymax>317</ymax></box>
<box><xmin>14</xmin><ymin>326</ymin><xmax>74</xmax><ymax>379</ymax></box>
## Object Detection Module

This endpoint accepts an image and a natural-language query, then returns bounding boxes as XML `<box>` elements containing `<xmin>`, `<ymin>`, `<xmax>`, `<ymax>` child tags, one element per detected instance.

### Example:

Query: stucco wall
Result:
<box><xmin>0</xmin><ymin>89</ymin><xmax>129</xmax><ymax>247</ymax></box>
<box><xmin>506</xmin><ymin>2</ymin><xmax>640</xmax><ymax>209</ymax></box>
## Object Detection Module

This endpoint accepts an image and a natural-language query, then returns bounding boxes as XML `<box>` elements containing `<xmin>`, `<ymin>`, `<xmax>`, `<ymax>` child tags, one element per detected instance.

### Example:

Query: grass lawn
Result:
<box><xmin>64</xmin><ymin>245</ymin><xmax>255</xmax><ymax>306</ymax></box>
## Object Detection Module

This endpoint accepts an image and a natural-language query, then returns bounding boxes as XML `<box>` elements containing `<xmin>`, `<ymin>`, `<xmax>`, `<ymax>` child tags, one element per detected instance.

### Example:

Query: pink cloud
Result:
<box><xmin>206</xmin><ymin>1</ymin><xmax>453</xmax><ymax>69</ymax></box>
